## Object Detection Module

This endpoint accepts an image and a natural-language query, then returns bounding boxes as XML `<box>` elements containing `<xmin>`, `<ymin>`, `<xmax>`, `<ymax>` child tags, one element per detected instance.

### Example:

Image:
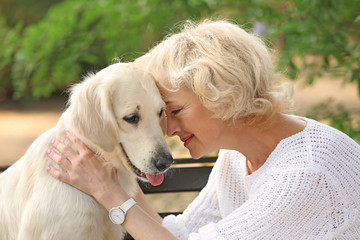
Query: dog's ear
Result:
<box><xmin>68</xmin><ymin>74</ymin><xmax>119</xmax><ymax>152</ymax></box>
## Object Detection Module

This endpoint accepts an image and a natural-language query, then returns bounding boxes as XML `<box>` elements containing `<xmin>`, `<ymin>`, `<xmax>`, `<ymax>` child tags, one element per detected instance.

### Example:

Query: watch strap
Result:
<box><xmin>119</xmin><ymin>198</ymin><xmax>137</xmax><ymax>213</ymax></box>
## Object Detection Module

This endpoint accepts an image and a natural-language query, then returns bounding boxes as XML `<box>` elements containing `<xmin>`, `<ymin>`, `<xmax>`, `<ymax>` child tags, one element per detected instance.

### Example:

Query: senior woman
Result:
<box><xmin>47</xmin><ymin>19</ymin><xmax>360</xmax><ymax>239</ymax></box>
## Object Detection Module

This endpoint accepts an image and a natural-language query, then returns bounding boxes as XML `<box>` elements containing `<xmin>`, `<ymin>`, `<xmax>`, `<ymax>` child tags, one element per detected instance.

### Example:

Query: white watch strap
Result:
<box><xmin>119</xmin><ymin>198</ymin><xmax>137</xmax><ymax>213</ymax></box>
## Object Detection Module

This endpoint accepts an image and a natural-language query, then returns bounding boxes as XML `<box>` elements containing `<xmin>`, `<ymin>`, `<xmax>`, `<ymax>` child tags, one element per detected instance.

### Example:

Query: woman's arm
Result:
<box><xmin>90</xmin><ymin>178</ymin><xmax>175</xmax><ymax>240</ymax></box>
<box><xmin>46</xmin><ymin>131</ymin><xmax>175</xmax><ymax>240</ymax></box>
<box><xmin>134</xmin><ymin>184</ymin><xmax>163</xmax><ymax>224</ymax></box>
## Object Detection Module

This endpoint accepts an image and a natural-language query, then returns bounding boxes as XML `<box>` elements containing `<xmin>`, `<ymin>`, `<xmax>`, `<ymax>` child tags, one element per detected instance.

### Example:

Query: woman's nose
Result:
<box><xmin>166</xmin><ymin>115</ymin><xmax>180</xmax><ymax>137</ymax></box>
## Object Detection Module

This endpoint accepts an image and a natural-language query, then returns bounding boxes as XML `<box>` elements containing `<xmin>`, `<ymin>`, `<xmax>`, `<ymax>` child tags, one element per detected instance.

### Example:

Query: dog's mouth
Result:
<box><xmin>127</xmin><ymin>158</ymin><xmax>164</xmax><ymax>186</ymax></box>
<box><xmin>119</xmin><ymin>143</ymin><xmax>164</xmax><ymax>186</ymax></box>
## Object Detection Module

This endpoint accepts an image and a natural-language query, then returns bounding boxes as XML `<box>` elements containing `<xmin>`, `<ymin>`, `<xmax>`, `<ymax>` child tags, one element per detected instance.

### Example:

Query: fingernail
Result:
<box><xmin>66</xmin><ymin>131</ymin><xmax>70</xmax><ymax>137</ymax></box>
<box><xmin>47</xmin><ymin>149</ymin><xmax>52</xmax><ymax>154</ymax></box>
<box><xmin>51</xmin><ymin>139</ymin><xmax>55</xmax><ymax>144</ymax></box>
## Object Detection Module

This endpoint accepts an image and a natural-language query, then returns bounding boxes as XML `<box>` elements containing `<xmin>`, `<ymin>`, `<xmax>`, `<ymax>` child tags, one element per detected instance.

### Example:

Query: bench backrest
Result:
<box><xmin>138</xmin><ymin>156</ymin><xmax>216</xmax><ymax>217</ymax></box>
<box><xmin>131</xmin><ymin>156</ymin><xmax>216</xmax><ymax>239</ymax></box>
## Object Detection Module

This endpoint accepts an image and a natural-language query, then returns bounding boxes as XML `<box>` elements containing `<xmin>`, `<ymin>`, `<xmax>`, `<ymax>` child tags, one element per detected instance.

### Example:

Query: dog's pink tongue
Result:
<box><xmin>145</xmin><ymin>173</ymin><xmax>164</xmax><ymax>186</ymax></box>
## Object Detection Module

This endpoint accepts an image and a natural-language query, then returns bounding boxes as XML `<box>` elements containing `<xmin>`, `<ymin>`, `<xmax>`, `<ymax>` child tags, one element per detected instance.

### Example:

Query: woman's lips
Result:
<box><xmin>181</xmin><ymin>135</ymin><xmax>194</xmax><ymax>147</ymax></box>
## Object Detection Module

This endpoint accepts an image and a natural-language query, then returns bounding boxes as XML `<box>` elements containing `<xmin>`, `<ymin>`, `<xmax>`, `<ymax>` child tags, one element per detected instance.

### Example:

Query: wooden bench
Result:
<box><xmin>138</xmin><ymin>157</ymin><xmax>216</xmax><ymax>215</ymax></box>
<box><xmin>0</xmin><ymin>156</ymin><xmax>216</xmax><ymax>239</ymax></box>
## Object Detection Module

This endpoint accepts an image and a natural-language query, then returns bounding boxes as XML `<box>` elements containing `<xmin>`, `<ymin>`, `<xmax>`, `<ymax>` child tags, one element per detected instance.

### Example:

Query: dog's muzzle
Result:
<box><xmin>119</xmin><ymin>143</ymin><xmax>174</xmax><ymax>186</ymax></box>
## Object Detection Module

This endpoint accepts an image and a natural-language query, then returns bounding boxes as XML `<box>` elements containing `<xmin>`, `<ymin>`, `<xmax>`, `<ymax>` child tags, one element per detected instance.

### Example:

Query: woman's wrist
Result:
<box><xmin>94</xmin><ymin>182</ymin><xmax>130</xmax><ymax>211</ymax></box>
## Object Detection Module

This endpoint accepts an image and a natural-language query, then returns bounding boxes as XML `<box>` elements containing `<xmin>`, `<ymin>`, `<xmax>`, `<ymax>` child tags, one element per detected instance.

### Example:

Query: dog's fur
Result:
<box><xmin>0</xmin><ymin>63</ymin><xmax>173</xmax><ymax>240</ymax></box>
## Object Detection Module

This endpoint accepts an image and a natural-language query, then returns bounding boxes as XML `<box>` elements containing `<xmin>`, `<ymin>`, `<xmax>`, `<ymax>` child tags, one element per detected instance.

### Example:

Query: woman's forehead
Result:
<box><xmin>162</xmin><ymin>88</ymin><xmax>196</xmax><ymax>105</ymax></box>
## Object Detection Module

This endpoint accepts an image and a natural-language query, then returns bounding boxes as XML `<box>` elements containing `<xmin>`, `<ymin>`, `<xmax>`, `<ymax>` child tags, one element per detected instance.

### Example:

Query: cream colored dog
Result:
<box><xmin>0</xmin><ymin>62</ymin><xmax>173</xmax><ymax>240</ymax></box>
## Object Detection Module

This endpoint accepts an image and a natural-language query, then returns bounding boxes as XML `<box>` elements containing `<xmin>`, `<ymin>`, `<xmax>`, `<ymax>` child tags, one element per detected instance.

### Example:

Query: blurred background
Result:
<box><xmin>0</xmin><ymin>0</ymin><xmax>359</xmax><ymax>212</ymax></box>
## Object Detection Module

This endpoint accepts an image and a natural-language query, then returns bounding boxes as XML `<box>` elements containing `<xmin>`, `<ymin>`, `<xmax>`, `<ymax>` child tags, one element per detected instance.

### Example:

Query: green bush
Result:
<box><xmin>221</xmin><ymin>0</ymin><xmax>360</xmax><ymax>90</ymax></box>
<box><xmin>0</xmin><ymin>18</ymin><xmax>22</xmax><ymax>100</ymax></box>
<box><xmin>0</xmin><ymin>0</ymin><xmax>359</xmax><ymax>100</ymax></box>
<box><xmin>5</xmin><ymin>0</ymin><xmax>215</xmax><ymax>99</ymax></box>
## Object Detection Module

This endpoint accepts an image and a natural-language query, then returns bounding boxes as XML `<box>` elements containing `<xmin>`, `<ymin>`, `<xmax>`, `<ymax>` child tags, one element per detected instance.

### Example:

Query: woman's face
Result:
<box><xmin>160</xmin><ymin>87</ymin><xmax>227</xmax><ymax>159</ymax></box>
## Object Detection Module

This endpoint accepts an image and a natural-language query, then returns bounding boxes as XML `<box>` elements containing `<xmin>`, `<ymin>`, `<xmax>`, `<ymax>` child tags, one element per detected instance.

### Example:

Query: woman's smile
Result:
<box><xmin>181</xmin><ymin>134</ymin><xmax>194</xmax><ymax>147</ymax></box>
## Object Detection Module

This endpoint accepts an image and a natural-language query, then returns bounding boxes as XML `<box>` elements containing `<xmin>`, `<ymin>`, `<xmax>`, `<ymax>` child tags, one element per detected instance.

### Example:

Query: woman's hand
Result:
<box><xmin>47</xmin><ymin>131</ymin><xmax>122</xmax><ymax>202</ymax></box>
<box><xmin>47</xmin><ymin>132</ymin><xmax>177</xmax><ymax>239</ymax></box>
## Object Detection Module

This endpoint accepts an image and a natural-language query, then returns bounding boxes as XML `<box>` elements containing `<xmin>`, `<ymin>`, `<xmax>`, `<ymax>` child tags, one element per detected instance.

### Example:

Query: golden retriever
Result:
<box><xmin>0</xmin><ymin>62</ymin><xmax>173</xmax><ymax>239</ymax></box>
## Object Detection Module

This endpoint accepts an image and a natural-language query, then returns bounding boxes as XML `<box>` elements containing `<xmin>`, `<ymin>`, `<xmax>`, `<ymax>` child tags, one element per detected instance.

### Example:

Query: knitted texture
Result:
<box><xmin>162</xmin><ymin>117</ymin><xmax>360</xmax><ymax>239</ymax></box>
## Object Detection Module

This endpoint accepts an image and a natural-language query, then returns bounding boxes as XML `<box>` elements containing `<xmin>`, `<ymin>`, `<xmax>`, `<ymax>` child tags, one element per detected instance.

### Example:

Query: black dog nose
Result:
<box><xmin>153</xmin><ymin>152</ymin><xmax>174</xmax><ymax>172</ymax></box>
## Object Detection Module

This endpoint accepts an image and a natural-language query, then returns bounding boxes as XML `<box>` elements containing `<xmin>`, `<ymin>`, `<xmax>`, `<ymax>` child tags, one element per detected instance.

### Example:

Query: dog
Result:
<box><xmin>0</xmin><ymin>62</ymin><xmax>173</xmax><ymax>239</ymax></box>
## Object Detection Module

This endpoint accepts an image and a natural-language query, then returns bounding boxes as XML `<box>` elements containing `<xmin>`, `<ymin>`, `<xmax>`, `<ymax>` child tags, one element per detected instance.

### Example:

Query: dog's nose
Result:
<box><xmin>153</xmin><ymin>152</ymin><xmax>174</xmax><ymax>172</ymax></box>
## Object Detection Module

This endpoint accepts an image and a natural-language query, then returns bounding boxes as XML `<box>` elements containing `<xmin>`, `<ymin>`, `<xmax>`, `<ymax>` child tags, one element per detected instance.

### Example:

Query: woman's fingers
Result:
<box><xmin>51</xmin><ymin>138</ymin><xmax>77</xmax><ymax>160</ymax></box>
<box><xmin>46</xmin><ymin>131</ymin><xmax>119</xmax><ymax>197</ymax></box>
<box><xmin>65</xmin><ymin>131</ymin><xmax>89</xmax><ymax>153</ymax></box>
<box><xmin>47</xmin><ymin>148</ymin><xmax>72</xmax><ymax>170</ymax></box>
<box><xmin>47</xmin><ymin>165</ymin><xmax>70</xmax><ymax>183</ymax></box>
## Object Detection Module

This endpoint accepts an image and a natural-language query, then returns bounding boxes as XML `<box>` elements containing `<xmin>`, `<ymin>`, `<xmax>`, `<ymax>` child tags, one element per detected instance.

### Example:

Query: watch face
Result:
<box><xmin>110</xmin><ymin>208</ymin><xmax>125</xmax><ymax>224</ymax></box>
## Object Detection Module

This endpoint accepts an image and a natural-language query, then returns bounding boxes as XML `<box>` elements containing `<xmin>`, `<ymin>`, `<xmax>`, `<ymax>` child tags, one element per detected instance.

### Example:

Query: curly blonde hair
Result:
<box><xmin>135</xmin><ymin>19</ymin><xmax>293</xmax><ymax>126</ymax></box>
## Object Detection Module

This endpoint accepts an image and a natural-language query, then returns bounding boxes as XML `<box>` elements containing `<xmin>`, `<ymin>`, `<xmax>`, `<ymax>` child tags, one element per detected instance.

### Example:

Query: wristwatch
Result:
<box><xmin>109</xmin><ymin>198</ymin><xmax>137</xmax><ymax>225</ymax></box>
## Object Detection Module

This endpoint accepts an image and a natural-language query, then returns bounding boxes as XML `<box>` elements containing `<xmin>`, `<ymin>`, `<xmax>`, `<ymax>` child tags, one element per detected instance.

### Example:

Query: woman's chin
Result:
<box><xmin>188</xmin><ymin>143</ymin><xmax>213</xmax><ymax>159</ymax></box>
<box><xmin>188</xmin><ymin>149</ymin><xmax>204</xmax><ymax>159</ymax></box>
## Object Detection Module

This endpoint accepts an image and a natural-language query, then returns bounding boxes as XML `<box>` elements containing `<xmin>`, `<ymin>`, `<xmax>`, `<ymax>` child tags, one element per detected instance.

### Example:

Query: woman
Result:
<box><xmin>47</xmin><ymin>20</ymin><xmax>360</xmax><ymax>239</ymax></box>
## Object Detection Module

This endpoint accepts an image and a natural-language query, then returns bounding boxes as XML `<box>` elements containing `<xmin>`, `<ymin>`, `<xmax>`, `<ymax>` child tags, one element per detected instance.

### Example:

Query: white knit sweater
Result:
<box><xmin>162</xmin><ymin>117</ymin><xmax>360</xmax><ymax>239</ymax></box>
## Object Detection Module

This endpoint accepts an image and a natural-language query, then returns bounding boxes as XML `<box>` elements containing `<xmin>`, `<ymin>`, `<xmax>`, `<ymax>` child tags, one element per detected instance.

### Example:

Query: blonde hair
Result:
<box><xmin>135</xmin><ymin>19</ymin><xmax>293</xmax><ymax>126</ymax></box>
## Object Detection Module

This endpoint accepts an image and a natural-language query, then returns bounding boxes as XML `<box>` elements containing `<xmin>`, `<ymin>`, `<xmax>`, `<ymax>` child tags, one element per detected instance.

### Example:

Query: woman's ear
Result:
<box><xmin>69</xmin><ymin>74</ymin><xmax>119</xmax><ymax>152</ymax></box>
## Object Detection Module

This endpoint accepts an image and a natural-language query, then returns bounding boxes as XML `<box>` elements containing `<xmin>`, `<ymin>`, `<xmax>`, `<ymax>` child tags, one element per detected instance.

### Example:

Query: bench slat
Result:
<box><xmin>172</xmin><ymin>156</ymin><xmax>217</xmax><ymax>164</ymax></box>
<box><xmin>139</xmin><ymin>166</ymin><xmax>213</xmax><ymax>194</ymax></box>
<box><xmin>0</xmin><ymin>166</ymin><xmax>8</xmax><ymax>172</ymax></box>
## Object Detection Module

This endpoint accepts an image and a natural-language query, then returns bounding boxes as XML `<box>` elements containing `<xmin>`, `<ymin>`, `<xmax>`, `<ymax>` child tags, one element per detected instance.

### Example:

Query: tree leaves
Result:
<box><xmin>0</xmin><ymin>0</ymin><xmax>359</xmax><ymax>99</ymax></box>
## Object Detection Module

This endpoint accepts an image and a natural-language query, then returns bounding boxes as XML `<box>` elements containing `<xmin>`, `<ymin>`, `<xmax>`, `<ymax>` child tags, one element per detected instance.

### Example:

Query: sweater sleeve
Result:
<box><xmin>162</xmin><ymin>158</ymin><xmax>222</xmax><ymax>240</ymax></box>
<box><xmin>166</xmin><ymin>167</ymin><xmax>341</xmax><ymax>239</ymax></box>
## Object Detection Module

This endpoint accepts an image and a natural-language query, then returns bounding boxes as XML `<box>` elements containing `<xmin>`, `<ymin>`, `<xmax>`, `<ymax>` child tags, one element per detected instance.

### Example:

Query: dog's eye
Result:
<box><xmin>123</xmin><ymin>113</ymin><xmax>140</xmax><ymax>125</ymax></box>
<box><xmin>159</xmin><ymin>108</ymin><xmax>167</xmax><ymax>118</ymax></box>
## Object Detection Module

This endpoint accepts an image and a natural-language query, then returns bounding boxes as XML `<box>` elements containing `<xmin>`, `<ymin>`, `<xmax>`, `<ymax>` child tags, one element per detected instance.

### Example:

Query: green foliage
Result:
<box><xmin>11</xmin><ymin>1</ymin><xmax>103</xmax><ymax>99</ymax></box>
<box><xmin>0</xmin><ymin>18</ymin><xmax>22</xmax><ymax>100</ymax></box>
<box><xmin>306</xmin><ymin>99</ymin><xmax>360</xmax><ymax>143</ymax></box>
<box><xmin>0</xmin><ymin>0</ymin><xmax>62</xmax><ymax>26</ymax></box>
<box><xmin>3</xmin><ymin>0</ymin><xmax>215</xmax><ymax>99</ymax></box>
<box><xmin>217</xmin><ymin>0</ymin><xmax>360</xmax><ymax>91</ymax></box>
<box><xmin>274</xmin><ymin>0</ymin><xmax>359</xmax><ymax>89</ymax></box>
<box><xmin>0</xmin><ymin>0</ymin><xmax>359</xmax><ymax>100</ymax></box>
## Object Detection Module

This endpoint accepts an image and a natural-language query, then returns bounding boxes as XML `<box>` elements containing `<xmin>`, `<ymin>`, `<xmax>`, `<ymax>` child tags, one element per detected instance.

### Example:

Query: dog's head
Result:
<box><xmin>68</xmin><ymin>62</ymin><xmax>173</xmax><ymax>186</ymax></box>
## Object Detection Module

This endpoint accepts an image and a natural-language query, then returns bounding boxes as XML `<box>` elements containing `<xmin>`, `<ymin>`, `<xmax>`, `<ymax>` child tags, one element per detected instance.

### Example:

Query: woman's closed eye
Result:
<box><xmin>171</xmin><ymin>108</ymin><xmax>182</xmax><ymax>115</ymax></box>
